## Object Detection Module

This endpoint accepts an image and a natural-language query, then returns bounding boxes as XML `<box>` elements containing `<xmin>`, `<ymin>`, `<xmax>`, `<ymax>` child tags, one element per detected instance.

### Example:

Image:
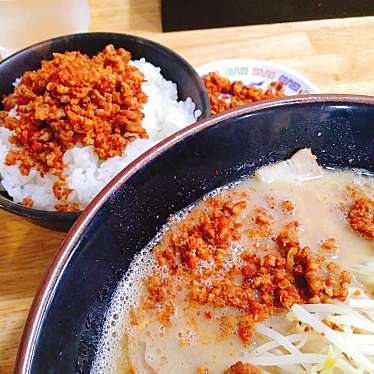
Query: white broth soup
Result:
<box><xmin>92</xmin><ymin>149</ymin><xmax>374</xmax><ymax>374</ymax></box>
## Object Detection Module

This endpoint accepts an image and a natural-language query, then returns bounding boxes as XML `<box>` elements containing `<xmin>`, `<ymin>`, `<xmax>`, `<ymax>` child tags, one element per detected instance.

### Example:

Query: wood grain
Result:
<box><xmin>0</xmin><ymin>211</ymin><xmax>64</xmax><ymax>373</ymax></box>
<box><xmin>2</xmin><ymin>1</ymin><xmax>374</xmax><ymax>372</ymax></box>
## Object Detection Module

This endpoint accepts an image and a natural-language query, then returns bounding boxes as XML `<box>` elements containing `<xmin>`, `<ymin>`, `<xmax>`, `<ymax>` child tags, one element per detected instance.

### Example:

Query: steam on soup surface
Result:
<box><xmin>92</xmin><ymin>149</ymin><xmax>374</xmax><ymax>374</ymax></box>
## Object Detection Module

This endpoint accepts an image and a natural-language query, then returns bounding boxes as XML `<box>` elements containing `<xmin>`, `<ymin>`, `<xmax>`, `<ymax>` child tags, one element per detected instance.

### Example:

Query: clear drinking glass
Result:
<box><xmin>0</xmin><ymin>0</ymin><xmax>90</xmax><ymax>58</ymax></box>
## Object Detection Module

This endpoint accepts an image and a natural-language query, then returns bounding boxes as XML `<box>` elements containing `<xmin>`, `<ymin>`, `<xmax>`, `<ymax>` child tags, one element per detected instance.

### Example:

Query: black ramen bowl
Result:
<box><xmin>15</xmin><ymin>95</ymin><xmax>374</xmax><ymax>373</ymax></box>
<box><xmin>0</xmin><ymin>32</ymin><xmax>210</xmax><ymax>231</ymax></box>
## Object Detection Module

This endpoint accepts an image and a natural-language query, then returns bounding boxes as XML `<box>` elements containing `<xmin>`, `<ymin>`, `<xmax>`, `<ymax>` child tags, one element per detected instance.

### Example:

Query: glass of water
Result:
<box><xmin>0</xmin><ymin>0</ymin><xmax>90</xmax><ymax>58</ymax></box>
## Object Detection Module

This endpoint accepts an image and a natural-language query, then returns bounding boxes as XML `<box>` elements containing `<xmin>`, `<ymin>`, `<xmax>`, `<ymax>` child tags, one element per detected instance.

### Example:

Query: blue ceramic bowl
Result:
<box><xmin>15</xmin><ymin>95</ymin><xmax>374</xmax><ymax>373</ymax></box>
<box><xmin>0</xmin><ymin>32</ymin><xmax>210</xmax><ymax>231</ymax></box>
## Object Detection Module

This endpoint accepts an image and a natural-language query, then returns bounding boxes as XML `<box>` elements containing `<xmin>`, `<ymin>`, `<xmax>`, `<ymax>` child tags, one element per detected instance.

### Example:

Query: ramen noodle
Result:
<box><xmin>93</xmin><ymin>149</ymin><xmax>374</xmax><ymax>374</ymax></box>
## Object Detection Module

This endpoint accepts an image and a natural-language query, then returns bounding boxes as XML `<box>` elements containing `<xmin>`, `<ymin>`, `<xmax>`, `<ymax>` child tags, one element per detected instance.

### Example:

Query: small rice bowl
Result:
<box><xmin>0</xmin><ymin>59</ymin><xmax>201</xmax><ymax>210</ymax></box>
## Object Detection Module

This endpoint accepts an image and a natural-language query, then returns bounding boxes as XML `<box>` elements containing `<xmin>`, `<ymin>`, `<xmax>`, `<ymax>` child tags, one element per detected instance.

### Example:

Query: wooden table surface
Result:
<box><xmin>2</xmin><ymin>0</ymin><xmax>374</xmax><ymax>372</ymax></box>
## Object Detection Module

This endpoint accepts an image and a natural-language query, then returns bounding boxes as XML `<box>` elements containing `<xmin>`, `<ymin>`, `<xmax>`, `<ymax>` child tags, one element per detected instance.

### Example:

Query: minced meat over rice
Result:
<box><xmin>0</xmin><ymin>45</ymin><xmax>200</xmax><ymax>211</ymax></box>
<box><xmin>0</xmin><ymin>45</ymin><xmax>147</xmax><ymax>211</ymax></box>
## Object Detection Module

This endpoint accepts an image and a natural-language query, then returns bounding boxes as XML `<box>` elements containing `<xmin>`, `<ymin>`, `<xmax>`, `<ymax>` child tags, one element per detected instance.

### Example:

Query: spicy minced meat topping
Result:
<box><xmin>134</xmin><ymin>194</ymin><xmax>352</xmax><ymax>347</ymax></box>
<box><xmin>349</xmin><ymin>197</ymin><xmax>374</xmax><ymax>239</ymax></box>
<box><xmin>203</xmin><ymin>72</ymin><xmax>285</xmax><ymax>115</ymax></box>
<box><xmin>224</xmin><ymin>361</ymin><xmax>260</xmax><ymax>374</ymax></box>
<box><xmin>0</xmin><ymin>44</ymin><xmax>148</xmax><ymax>210</ymax></box>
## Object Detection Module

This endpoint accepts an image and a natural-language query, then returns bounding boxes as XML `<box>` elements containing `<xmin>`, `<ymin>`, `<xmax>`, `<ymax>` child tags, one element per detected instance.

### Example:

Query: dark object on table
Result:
<box><xmin>161</xmin><ymin>0</ymin><xmax>374</xmax><ymax>31</ymax></box>
<box><xmin>15</xmin><ymin>95</ymin><xmax>374</xmax><ymax>373</ymax></box>
<box><xmin>0</xmin><ymin>32</ymin><xmax>210</xmax><ymax>232</ymax></box>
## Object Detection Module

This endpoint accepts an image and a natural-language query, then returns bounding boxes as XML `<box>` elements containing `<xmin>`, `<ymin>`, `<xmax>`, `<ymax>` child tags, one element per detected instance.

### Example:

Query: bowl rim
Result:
<box><xmin>15</xmin><ymin>93</ymin><xmax>374</xmax><ymax>373</ymax></box>
<box><xmin>0</xmin><ymin>31</ymin><xmax>210</xmax><ymax>221</ymax></box>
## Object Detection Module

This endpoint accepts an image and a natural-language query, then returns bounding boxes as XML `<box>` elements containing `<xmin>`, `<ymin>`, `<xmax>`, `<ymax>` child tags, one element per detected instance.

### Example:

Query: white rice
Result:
<box><xmin>0</xmin><ymin>58</ymin><xmax>201</xmax><ymax>210</ymax></box>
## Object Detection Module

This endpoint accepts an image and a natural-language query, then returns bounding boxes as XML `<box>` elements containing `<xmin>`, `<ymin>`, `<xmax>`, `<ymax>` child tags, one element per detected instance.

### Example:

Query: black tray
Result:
<box><xmin>162</xmin><ymin>0</ymin><xmax>374</xmax><ymax>31</ymax></box>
